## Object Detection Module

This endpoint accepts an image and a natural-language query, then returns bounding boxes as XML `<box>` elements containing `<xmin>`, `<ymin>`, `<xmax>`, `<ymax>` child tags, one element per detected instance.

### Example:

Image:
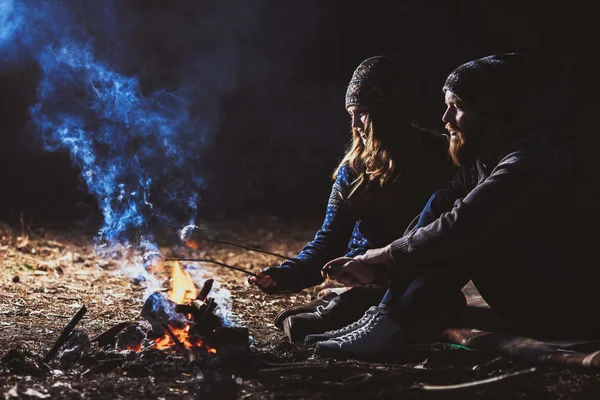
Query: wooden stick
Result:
<box><xmin>91</xmin><ymin>322</ymin><xmax>131</xmax><ymax>348</ymax></box>
<box><xmin>443</xmin><ymin>328</ymin><xmax>600</xmax><ymax>369</ymax></box>
<box><xmin>200</xmin><ymin>238</ymin><xmax>292</xmax><ymax>260</ymax></box>
<box><xmin>42</xmin><ymin>305</ymin><xmax>87</xmax><ymax>363</ymax></box>
<box><xmin>164</xmin><ymin>258</ymin><xmax>256</xmax><ymax>276</ymax></box>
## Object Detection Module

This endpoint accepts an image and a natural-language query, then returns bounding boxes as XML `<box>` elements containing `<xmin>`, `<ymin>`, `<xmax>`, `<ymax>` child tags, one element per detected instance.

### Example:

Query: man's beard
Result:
<box><xmin>446</xmin><ymin>123</ymin><xmax>479</xmax><ymax>167</ymax></box>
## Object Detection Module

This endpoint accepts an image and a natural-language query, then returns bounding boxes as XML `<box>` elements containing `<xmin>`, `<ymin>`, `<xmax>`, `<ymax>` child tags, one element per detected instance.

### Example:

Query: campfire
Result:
<box><xmin>91</xmin><ymin>259</ymin><xmax>249</xmax><ymax>357</ymax></box>
<box><xmin>37</xmin><ymin>228</ymin><xmax>257</xmax><ymax>373</ymax></box>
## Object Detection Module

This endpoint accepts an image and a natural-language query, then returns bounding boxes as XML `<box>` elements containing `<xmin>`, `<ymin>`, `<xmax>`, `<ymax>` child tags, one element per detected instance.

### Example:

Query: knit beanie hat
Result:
<box><xmin>443</xmin><ymin>53</ymin><xmax>530</xmax><ymax>117</ymax></box>
<box><xmin>345</xmin><ymin>56</ymin><xmax>406</xmax><ymax>121</ymax></box>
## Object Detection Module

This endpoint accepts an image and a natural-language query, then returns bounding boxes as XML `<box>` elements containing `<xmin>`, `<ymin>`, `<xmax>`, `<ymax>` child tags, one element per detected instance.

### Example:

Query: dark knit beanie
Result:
<box><xmin>443</xmin><ymin>53</ymin><xmax>530</xmax><ymax>117</ymax></box>
<box><xmin>345</xmin><ymin>56</ymin><xmax>405</xmax><ymax>120</ymax></box>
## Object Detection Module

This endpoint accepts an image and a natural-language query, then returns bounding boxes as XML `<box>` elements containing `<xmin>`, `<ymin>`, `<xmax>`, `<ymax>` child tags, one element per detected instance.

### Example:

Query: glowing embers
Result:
<box><xmin>93</xmin><ymin>262</ymin><xmax>248</xmax><ymax>356</ymax></box>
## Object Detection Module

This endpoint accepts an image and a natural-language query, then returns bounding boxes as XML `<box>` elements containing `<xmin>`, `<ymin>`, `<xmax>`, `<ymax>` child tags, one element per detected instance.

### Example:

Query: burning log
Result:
<box><xmin>197</xmin><ymin>278</ymin><xmax>214</xmax><ymax>301</ymax></box>
<box><xmin>42</xmin><ymin>305</ymin><xmax>87</xmax><ymax>364</ymax></box>
<box><xmin>140</xmin><ymin>292</ymin><xmax>187</xmax><ymax>338</ymax></box>
<box><xmin>174</xmin><ymin>297</ymin><xmax>219</xmax><ymax>326</ymax></box>
<box><xmin>115</xmin><ymin>324</ymin><xmax>147</xmax><ymax>352</ymax></box>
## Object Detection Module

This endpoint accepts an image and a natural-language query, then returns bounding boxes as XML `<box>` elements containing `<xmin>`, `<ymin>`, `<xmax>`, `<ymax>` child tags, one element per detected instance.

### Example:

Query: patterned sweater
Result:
<box><xmin>275</xmin><ymin>130</ymin><xmax>457</xmax><ymax>292</ymax></box>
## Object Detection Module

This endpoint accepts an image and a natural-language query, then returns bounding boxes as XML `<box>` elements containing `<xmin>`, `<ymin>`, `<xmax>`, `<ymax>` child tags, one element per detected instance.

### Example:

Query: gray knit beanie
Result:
<box><xmin>345</xmin><ymin>56</ymin><xmax>406</xmax><ymax>121</ymax></box>
<box><xmin>443</xmin><ymin>53</ymin><xmax>530</xmax><ymax>117</ymax></box>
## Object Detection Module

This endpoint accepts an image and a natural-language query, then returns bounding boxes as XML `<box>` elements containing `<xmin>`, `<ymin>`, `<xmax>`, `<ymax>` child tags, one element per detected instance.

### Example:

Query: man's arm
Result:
<box><xmin>389</xmin><ymin>152</ymin><xmax>552</xmax><ymax>269</ymax></box>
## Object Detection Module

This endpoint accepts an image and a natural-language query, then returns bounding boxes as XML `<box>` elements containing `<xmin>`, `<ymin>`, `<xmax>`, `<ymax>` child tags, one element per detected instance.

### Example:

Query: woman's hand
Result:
<box><xmin>248</xmin><ymin>267</ymin><xmax>279</xmax><ymax>293</ymax></box>
<box><xmin>321</xmin><ymin>257</ymin><xmax>376</xmax><ymax>287</ymax></box>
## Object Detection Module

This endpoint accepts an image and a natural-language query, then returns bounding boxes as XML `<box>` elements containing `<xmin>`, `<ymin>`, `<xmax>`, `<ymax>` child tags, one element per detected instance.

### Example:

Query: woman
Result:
<box><xmin>249</xmin><ymin>56</ymin><xmax>457</xmax><ymax>342</ymax></box>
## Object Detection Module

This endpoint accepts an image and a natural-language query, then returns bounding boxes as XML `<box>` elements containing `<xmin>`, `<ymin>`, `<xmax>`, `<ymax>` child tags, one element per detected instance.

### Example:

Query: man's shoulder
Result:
<box><xmin>494</xmin><ymin>137</ymin><xmax>573</xmax><ymax>180</ymax></box>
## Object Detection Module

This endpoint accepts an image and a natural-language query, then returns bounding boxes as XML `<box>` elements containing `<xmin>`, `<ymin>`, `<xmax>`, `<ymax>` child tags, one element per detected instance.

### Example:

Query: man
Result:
<box><xmin>312</xmin><ymin>53</ymin><xmax>591</xmax><ymax>359</ymax></box>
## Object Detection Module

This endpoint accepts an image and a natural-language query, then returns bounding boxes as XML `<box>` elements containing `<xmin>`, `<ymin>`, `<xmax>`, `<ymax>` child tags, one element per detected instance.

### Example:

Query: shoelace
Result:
<box><xmin>337</xmin><ymin>314</ymin><xmax>383</xmax><ymax>345</ymax></box>
<box><xmin>321</xmin><ymin>307</ymin><xmax>376</xmax><ymax>336</ymax></box>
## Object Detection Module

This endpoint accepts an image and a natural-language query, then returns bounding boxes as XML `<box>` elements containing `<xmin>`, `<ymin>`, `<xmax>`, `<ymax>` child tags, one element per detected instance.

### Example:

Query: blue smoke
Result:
<box><xmin>0</xmin><ymin>0</ymin><xmax>224</xmax><ymax>247</ymax></box>
<box><xmin>0</xmin><ymin>0</ymin><xmax>325</xmax><ymax>251</ymax></box>
<box><xmin>31</xmin><ymin>42</ymin><xmax>203</xmax><ymax>243</ymax></box>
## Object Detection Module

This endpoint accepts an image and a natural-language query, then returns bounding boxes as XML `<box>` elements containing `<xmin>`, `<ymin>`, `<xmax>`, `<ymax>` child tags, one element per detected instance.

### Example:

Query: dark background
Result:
<box><xmin>0</xmin><ymin>0</ymin><xmax>583</xmax><ymax>229</ymax></box>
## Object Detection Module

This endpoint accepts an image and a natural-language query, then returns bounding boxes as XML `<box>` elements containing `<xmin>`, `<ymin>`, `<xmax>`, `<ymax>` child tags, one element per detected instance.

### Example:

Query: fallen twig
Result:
<box><xmin>258</xmin><ymin>360</ymin><xmax>458</xmax><ymax>377</ymax></box>
<box><xmin>416</xmin><ymin>367</ymin><xmax>536</xmax><ymax>391</ymax></box>
<box><xmin>42</xmin><ymin>305</ymin><xmax>87</xmax><ymax>364</ymax></box>
<box><xmin>370</xmin><ymin>367</ymin><xmax>536</xmax><ymax>397</ymax></box>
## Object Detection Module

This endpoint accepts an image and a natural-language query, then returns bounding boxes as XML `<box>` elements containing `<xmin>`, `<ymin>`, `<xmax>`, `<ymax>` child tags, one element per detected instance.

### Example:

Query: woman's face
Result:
<box><xmin>347</xmin><ymin>105</ymin><xmax>369</xmax><ymax>145</ymax></box>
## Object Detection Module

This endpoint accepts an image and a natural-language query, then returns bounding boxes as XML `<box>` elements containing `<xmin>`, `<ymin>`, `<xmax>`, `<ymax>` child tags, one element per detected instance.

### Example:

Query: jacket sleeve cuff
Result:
<box><xmin>390</xmin><ymin>237</ymin><xmax>410</xmax><ymax>261</ymax></box>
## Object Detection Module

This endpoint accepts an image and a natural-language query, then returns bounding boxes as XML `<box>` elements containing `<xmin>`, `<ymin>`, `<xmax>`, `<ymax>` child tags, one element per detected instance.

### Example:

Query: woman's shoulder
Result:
<box><xmin>335</xmin><ymin>162</ymin><xmax>358</xmax><ymax>184</ymax></box>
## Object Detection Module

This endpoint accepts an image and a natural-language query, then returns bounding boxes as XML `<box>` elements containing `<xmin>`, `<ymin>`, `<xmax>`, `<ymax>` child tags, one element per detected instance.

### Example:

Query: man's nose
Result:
<box><xmin>442</xmin><ymin>108</ymin><xmax>452</xmax><ymax>124</ymax></box>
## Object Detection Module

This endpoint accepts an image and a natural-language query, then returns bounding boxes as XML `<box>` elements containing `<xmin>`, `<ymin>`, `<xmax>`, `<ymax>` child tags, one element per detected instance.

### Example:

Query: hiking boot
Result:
<box><xmin>273</xmin><ymin>291</ymin><xmax>339</xmax><ymax>330</ymax></box>
<box><xmin>304</xmin><ymin>306</ymin><xmax>379</xmax><ymax>346</ymax></box>
<box><xmin>281</xmin><ymin>285</ymin><xmax>386</xmax><ymax>343</ymax></box>
<box><xmin>314</xmin><ymin>307</ymin><xmax>404</xmax><ymax>359</ymax></box>
<box><xmin>282</xmin><ymin>305</ymin><xmax>335</xmax><ymax>343</ymax></box>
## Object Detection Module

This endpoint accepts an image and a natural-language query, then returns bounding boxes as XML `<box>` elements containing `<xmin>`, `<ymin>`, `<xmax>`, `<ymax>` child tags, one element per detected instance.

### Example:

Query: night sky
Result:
<box><xmin>0</xmin><ymin>0</ymin><xmax>581</xmax><ymax>229</ymax></box>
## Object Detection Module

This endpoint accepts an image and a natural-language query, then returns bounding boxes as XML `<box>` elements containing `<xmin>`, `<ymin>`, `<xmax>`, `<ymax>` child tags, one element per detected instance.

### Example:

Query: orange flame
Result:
<box><xmin>149</xmin><ymin>261</ymin><xmax>217</xmax><ymax>353</ymax></box>
<box><xmin>124</xmin><ymin>343</ymin><xmax>142</xmax><ymax>352</ymax></box>
<box><xmin>154</xmin><ymin>324</ymin><xmax>197</xmax><ymax>349</ymax></box>
<box><xmin>168</xmin><ymin>261</ymin><xmax>197</xmax><ymax>304</ymax></box>
<box><xmin>152</xmin><ymin>324</ymin><xmax>217</xmax><ymax>354</ymax></box>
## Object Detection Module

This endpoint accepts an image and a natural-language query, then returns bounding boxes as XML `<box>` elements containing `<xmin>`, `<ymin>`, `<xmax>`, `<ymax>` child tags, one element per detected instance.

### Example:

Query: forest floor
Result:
<box><xmin>1</xmin><ymin>216</ymin><xmax>600</xmax><ymax>399</ymax></box>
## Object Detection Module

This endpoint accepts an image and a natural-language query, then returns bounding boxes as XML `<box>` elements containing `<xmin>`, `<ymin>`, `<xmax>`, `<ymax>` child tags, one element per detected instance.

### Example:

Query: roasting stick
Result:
<box><xmin>198</xmin><ymin>238</ymin><xmax>292</xmax><ymax>260</ymax></box>
<box><xmin>165</xmin><ymin>257</ymin><xmax>257</xmax><ymax>277</ymax></box>
<box><xmin>180</xmin><ymin>224</ymin><xmax>292</xmax><ymax>260</ymax></box>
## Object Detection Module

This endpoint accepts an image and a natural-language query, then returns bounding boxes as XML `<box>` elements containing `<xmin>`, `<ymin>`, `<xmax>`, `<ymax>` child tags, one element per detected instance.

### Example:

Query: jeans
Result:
<box><xmin>378</xmin><ymin>189</ymin><xmax>469</xmax><ymax>331</ymax></box>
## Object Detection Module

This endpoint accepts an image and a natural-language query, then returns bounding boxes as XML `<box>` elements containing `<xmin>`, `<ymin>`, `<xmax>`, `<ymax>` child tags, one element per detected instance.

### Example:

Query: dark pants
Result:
<box><xmin>379</xmin><ymin>189</ymin><xmax>600</xmax><ymax>340</ymax></box>
<box><xmin>378</xmin><ymin>190</ymin><xmax>469</xmax><ymax>337</ymax></box>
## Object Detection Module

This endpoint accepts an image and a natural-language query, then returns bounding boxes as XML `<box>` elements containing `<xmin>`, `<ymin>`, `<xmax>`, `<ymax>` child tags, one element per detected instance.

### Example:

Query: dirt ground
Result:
<box><xmin>1</xmin><ymin>216</ymin><xmax>600</xmax><ymax>399</ymax></box>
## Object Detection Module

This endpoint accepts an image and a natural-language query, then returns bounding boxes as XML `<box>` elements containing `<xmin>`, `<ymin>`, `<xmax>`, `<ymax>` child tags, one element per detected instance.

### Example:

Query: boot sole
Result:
<box><xmin>304</xmin><ymin>312</ymin><xmax>376</xmax><ymax>346</ymax></box>
<box><xmin>314</xmin><ymin>343</ymin><xmax>404</xmax><ymax>361</ymax></box>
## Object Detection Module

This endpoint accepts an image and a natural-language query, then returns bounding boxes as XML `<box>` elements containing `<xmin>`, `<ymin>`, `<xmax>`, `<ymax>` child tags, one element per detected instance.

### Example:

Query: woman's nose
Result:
<box><xmin>351</xmin><ymin>115</ymin><xmax>362</xmax><ymax>129</ymax></box>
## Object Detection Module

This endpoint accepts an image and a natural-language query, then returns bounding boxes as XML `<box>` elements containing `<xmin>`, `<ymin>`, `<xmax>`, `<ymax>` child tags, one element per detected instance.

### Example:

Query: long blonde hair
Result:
<box><xmin>333</xmin><ymin>112</ymin><xmax>419</xmax><ymax>197</ymax></box>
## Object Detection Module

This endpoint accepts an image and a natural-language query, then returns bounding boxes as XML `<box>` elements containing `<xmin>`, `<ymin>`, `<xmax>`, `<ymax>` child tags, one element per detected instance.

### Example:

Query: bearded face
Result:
<box><xmin>446</xmin><ymin>122</ymin><xmax>483</xmax><ymax>166</ymax></box>
<box><xmin>442</xmin><ymin>91</ymin><xmax>485</xmax><ymax>167</ymax></box>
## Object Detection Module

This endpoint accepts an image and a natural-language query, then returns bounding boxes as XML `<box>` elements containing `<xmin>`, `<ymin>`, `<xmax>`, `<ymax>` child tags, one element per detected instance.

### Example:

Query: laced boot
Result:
<box><xmin>314</xmin><ymin>307</ymin><xmax>404</xmax><ymax>359</ymax></box>
<box><xmin>282</xmin><ymin>286</ymin><xmax>384</xmax><ymax>343</ymax></box>
<box><xmin>303</xmin><ymin>306</ymin><xmax>379</xmax><ymax>345</ymax></box>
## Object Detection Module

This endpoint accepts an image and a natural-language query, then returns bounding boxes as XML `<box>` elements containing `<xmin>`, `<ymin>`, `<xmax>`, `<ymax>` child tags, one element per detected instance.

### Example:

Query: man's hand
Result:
<box><xmin>321</xmin><ymin>257</ymin><xmax>376</xmax><ymax>287</ymax></box>
<box><xmin>354</xmin><ymin>244</ymin><xmax>394</xmax><ymax>268</ymax></box>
